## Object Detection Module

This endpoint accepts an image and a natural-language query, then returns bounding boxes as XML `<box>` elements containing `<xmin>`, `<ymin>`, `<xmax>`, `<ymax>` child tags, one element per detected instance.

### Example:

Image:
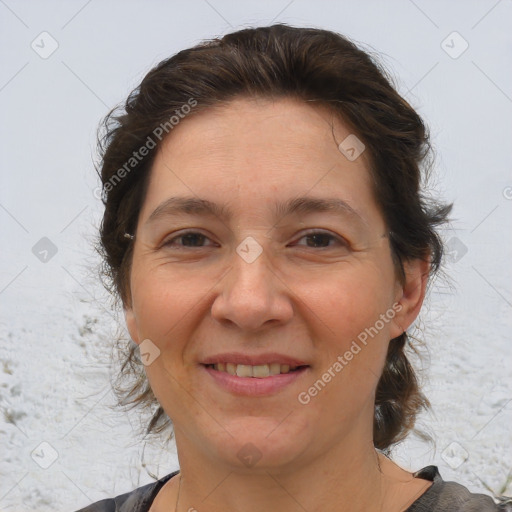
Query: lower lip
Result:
<box><xmin>202</xmin><ymin>365</ymin><xmax>309</xmax><ymax>396</ymax></box>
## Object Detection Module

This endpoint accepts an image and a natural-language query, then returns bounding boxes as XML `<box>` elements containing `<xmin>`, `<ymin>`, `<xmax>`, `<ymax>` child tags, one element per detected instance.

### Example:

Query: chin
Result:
<box><xmin>211</xmin><ymin>415</ymin><xmax>312</xmax><ymax>472</ymax></box>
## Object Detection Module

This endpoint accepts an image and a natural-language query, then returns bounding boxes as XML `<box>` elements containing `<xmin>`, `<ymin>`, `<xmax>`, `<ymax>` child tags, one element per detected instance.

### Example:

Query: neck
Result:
<box><xmin>173</xmin><ymin>428</ymin><xmax>387</xmax><ymax>512</ymax></box>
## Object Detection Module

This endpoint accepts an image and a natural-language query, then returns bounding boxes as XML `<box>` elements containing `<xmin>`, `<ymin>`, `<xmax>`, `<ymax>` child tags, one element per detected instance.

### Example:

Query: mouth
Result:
<box><xmin>201</xmin><ymin>361</ymin><xmax>310</xmax><ymax>396</ymax></box>
<box><xmin>202</xmin><ymin>362</ymin><xmax>309</xmax><ymax>378</ymax></box>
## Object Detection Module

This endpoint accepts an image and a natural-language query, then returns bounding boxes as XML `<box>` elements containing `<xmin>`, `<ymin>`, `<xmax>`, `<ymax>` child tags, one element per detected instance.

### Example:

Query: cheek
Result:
<box><xmin>130</xmin><ymin>272</ymin><xmax>206</xmax><ymax>411</ymax></box>
<box><xmin>296</xmin><ymin>271</ymin><xmax>394</xmax><ymax>427</ymax></box>
<box><xmin>130</xmin><ymin>268</ymin><xmax>205</xmax><ymax>347</ymax></box>
<box><xmin>299</xmin><ymin>264</ymin><xmax>396</xmax><ymax>408</ymax></box>
<box><xmin>301</xmin><ymin>265</ymin><xmax>396</xmax><ymax>347</ymax></box>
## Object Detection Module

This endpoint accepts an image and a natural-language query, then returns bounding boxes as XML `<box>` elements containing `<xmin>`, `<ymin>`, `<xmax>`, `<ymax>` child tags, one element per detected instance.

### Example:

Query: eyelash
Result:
<box><xmin>161</xmin><ymin>230</ymin><xmax>347</xmax><ymax>250</ymax></box>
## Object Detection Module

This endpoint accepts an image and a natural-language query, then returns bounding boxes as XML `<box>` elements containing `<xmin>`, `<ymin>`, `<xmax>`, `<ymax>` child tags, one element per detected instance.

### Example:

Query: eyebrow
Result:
<box><xmin>145</xmin><ymin>195</ymin><xmax>367</xmax><ymax>226</ymax></box>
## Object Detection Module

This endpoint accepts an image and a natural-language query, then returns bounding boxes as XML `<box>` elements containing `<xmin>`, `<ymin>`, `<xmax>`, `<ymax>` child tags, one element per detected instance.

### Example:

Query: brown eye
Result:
<box><xmin>162</xmin><ymin>231</ymin><xmax>216</xmax><ymax>248</ymax></box>
<box><xmin>294</xmin><ymin>230</ymin><xmax>347</xmax><ymax>249</ymax></box>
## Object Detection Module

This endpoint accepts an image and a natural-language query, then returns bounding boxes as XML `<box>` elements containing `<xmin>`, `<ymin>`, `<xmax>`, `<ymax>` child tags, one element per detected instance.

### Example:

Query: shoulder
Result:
<box><xmin>73</xmin><ymin>470</ymin><xmax>179</xmax><ymax>512</ymax></box>
<box><xmin>407</xmin><ymin>466</ymin><xmax>511</xmax><ymax>512</ymax></box>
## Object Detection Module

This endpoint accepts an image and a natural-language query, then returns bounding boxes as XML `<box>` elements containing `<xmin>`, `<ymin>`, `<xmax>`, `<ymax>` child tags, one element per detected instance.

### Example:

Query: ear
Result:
<box><xmin>389</xmin><ymin>257</ymin><xmax>430</xmax><ymax>339</ymax></box>
<box><xmin>124</xmin><ymin>307</ymin><xmax>141</xmax><ymax>345</ymax></box>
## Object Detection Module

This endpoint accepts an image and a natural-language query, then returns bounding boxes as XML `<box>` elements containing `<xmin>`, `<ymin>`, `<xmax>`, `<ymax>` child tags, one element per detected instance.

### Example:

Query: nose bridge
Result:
<box><xmin>230</xmin><ymin>237</ymin><xmax>275</xmax><ymax>302</ymax></box>
<box><xmin>211</xmin><ymin>236</ymin><xmax>292</xmax><ymax>329</ymax></box>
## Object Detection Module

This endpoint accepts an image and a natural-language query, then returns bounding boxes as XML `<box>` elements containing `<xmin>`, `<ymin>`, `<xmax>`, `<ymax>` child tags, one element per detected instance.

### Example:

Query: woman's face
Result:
<box><xmin>125</xmin><ymin>97</ymin><xmax>420</xmax><ymax>471</ymax></box>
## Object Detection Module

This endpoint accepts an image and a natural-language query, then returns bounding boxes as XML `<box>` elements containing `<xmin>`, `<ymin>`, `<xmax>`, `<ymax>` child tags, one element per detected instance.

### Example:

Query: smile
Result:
<box><xmin>202</xmin><ymin>363</ymin><xmax>310</xmax><ymax>396</ymax></box>
<box><xmin>204</xmin><ymin>362</ymin><xmax>306</xmax><ymax>378</ymax></box>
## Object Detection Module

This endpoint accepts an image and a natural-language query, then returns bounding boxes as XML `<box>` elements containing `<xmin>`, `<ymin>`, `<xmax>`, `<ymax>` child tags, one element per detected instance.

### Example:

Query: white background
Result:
<box><xmin>1</xmin><ymin>1</ymin><xmax>511</xmax><ymax>510</ymax></box>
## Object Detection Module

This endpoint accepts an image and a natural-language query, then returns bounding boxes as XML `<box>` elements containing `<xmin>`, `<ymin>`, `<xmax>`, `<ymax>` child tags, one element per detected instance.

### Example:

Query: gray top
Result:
<box><xmin>75</xmin><ymin>466</ymin><xmax>510</xmax><ymax>511</ymax></box>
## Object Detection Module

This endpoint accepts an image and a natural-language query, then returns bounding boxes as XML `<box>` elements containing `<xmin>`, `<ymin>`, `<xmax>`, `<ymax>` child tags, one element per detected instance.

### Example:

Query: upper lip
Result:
<box><xmin>201</xmin><ymin>352</ymin><xmax>309</xmax><ymax>367</ymax></box>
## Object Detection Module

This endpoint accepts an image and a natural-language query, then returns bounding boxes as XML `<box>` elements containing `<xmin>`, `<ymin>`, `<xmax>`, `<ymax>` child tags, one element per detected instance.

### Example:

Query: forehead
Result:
<box><xmin>156</xmin><ymin>96</ymin><xmax>371</xmax><ymax>168</ymax></box>
<box><xmin>139</xmin><ymin>97</ymin><xmax>381</xmax><ymax>228</ymax></box>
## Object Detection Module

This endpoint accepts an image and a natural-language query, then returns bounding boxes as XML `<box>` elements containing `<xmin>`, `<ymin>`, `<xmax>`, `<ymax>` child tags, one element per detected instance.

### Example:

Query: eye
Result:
<box><xmin>292</xmin><ymin>230</ymin><xmax>347</xmax><ymax>249</ymax></box>
<box><xmin>161</xmin><ymin>230</ymin><xmax>217</xmax><ymax>249</ymax></box>
<box><xmin>160</xmin><ymin>229</ymin><xmax>347</xmax><ymax>250</ymax></box>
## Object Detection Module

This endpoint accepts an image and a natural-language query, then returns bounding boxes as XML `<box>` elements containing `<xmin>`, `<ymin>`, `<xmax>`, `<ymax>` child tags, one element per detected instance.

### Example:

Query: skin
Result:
<box><xmin>125</xmin><ymin>97</ymin><xmax>432</xmax><ymax>512</ymax></box>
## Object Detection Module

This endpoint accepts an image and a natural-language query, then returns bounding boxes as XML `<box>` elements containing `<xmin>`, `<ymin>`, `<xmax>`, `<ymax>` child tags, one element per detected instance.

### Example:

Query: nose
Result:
<box><xmin>211</xmin><ymin>241</ymin><xmax>294</xmax><ymax>331</ymax></box>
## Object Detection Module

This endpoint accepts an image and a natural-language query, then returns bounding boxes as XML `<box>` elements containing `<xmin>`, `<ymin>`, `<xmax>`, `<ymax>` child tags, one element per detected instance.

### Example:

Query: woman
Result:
<box><xmin>77</xmin><ymin>24</ymin><xmax>508</xmax><ymax>511</ymax></box>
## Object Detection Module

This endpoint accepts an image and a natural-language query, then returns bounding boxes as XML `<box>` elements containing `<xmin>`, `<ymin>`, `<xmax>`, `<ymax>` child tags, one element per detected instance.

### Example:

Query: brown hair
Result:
<box><xmin>96</xmin><ymin>24</ymin><xmax>451</xmax><ymax>451</ymax></box>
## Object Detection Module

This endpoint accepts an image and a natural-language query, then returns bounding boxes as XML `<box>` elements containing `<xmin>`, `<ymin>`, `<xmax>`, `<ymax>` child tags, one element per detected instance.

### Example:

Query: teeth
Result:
<box><xmin>269</xmin><ymin>363</ymin><xmax>281</xmax><ymax>375</ymax></box>
<box><xmin>236</xmin><ymin>364</ymin><xmax>253</xmax><ymax>377</ymax></box>
<box><xmin>252</xmin><ymin>365</ymin><xmax>269</xmax><ymax>378</ymax></box>
<box><xmin>211</xmin><ymin>363</ymin><xmax>300</xmax><ymax>377</ymax></box>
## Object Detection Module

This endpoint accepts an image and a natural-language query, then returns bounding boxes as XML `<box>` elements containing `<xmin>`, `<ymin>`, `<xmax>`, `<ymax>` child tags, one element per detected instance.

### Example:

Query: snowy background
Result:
<box><xmin>1</xmin><ymin>1</ymin><xmax>511</xmax><ymax>510</ymax></box>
